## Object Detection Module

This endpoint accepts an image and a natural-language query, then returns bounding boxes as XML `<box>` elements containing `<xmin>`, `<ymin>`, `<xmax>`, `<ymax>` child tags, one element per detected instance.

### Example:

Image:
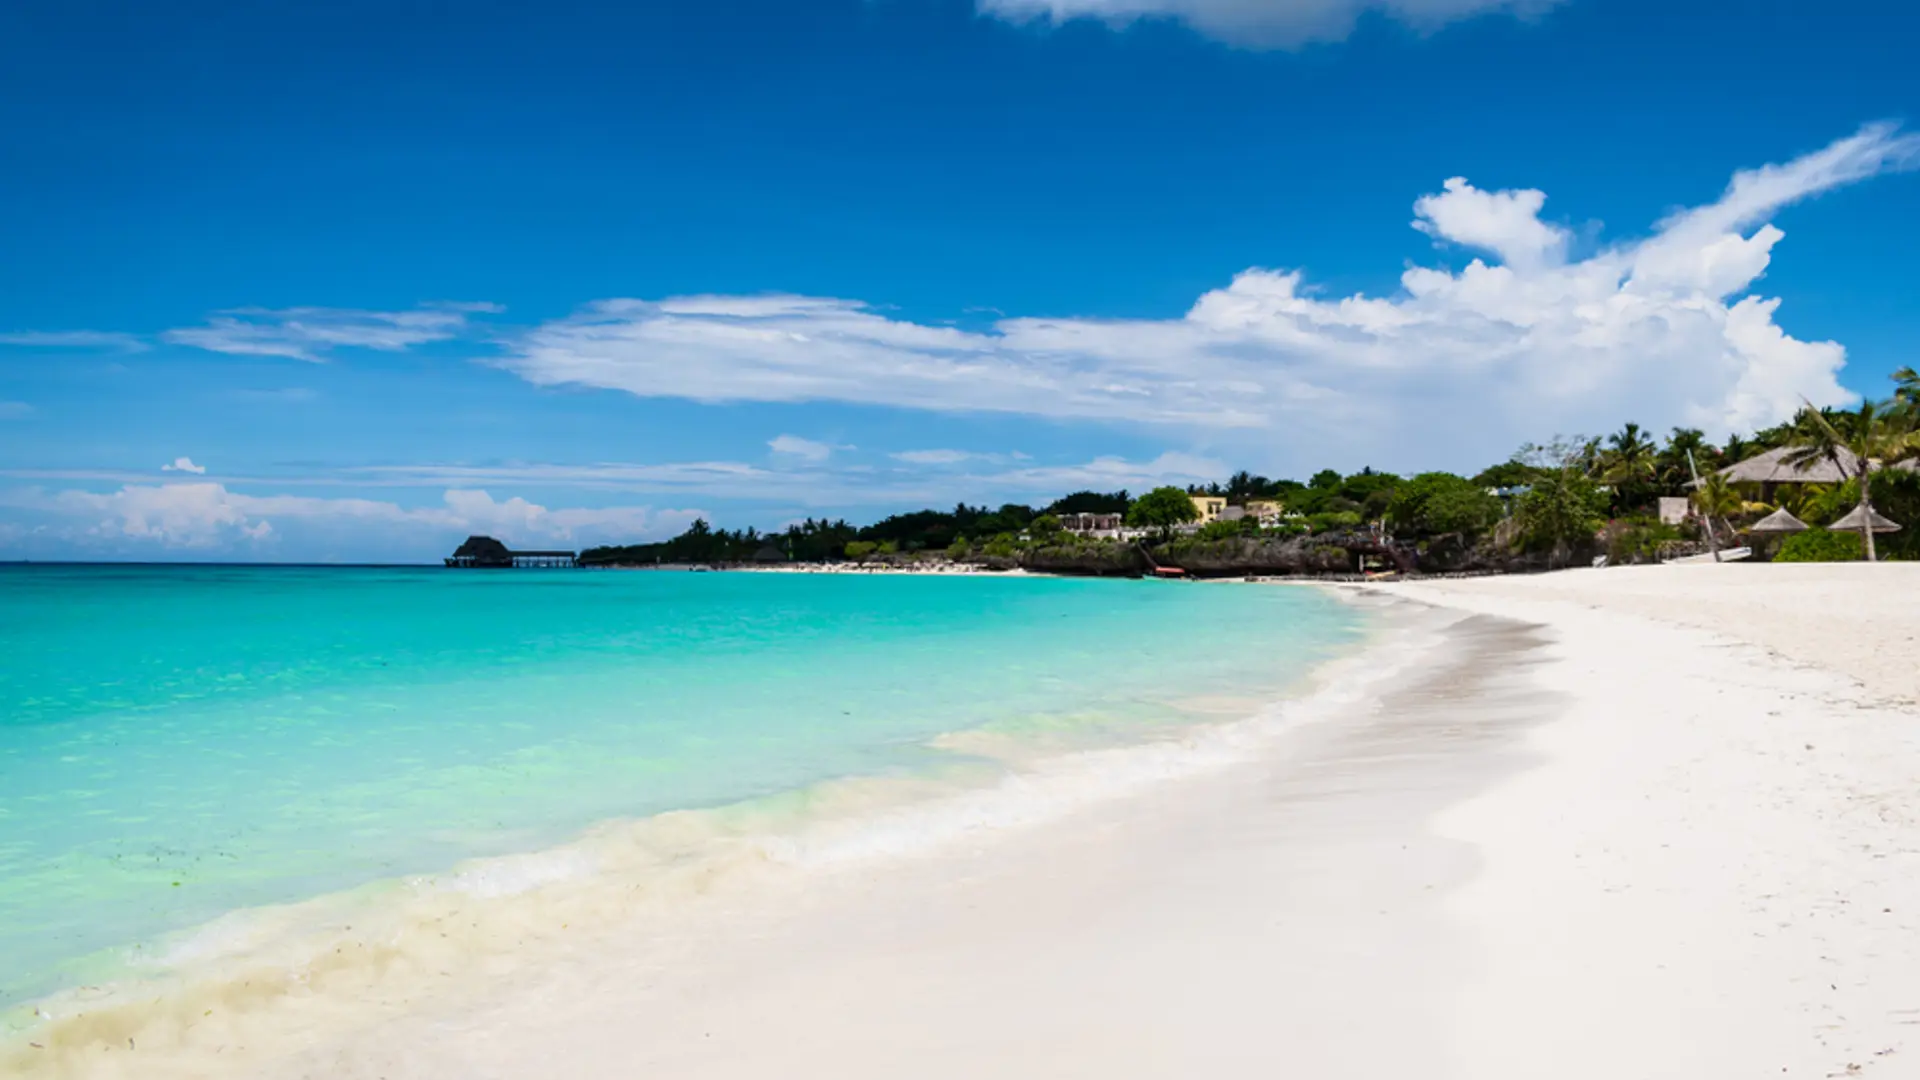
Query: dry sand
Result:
<box><xmin>1386</xmin><ymin>563</ymin><xmax>1920</xmax><ymax>1078</ymax></box>
<box><xmin>20</xmin><ymin>563</ymin><xmax>1920</xmax><ymax>1079</ymax></box>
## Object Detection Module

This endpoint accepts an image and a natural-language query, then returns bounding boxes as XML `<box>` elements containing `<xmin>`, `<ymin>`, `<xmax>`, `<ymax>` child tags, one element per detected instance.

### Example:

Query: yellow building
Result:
<box><xmin>1189</xmin><ymin>495</ymin><xmax>1227</xmax><ymax>523</ymax></box>
<box><xmin>1244</xmin><ymin>499</ymin><xmax>1284</xmax><ymax>525</ymax></box>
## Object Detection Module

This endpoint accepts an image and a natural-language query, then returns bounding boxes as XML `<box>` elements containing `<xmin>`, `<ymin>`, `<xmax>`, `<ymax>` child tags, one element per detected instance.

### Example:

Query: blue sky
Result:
<box><xmin>2</xmin><ymin>0</ymin><xmax>1917</xmax><ymax>562</ymax></box>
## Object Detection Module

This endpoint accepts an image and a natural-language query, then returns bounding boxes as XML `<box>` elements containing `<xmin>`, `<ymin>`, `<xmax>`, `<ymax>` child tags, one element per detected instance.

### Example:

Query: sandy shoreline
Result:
<box><xmin>15</xmin><ymin>564</ymin><xmax>1920</xmax><ymax>1078</ymax></box>
<box><xmin>1383</xmin><ymin>565</ymin><xmax>1920</xmax><ymax>1077</ymax></box>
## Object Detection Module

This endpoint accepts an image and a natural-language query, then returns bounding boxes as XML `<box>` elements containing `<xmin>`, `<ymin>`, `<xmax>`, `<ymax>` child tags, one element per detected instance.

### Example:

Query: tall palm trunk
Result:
<box><xmin>1858</xmin><ymin>469</ymin><xmax>1878</xmax><ymax>563</ymax></box>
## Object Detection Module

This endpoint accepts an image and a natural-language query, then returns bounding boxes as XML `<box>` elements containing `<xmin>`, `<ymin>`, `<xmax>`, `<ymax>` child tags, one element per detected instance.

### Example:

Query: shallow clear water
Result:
<box><xmin>0</xmin><ymin>565</ymin><xmax>1364</xmax><ymax>1009</ymax></box>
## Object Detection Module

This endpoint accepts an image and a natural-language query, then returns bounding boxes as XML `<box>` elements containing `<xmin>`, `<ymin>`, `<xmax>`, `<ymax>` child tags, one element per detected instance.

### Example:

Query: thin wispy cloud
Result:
<box><xmin>976</xmin><ymin>0</ymin><xmax>1564</xmax><ymax>48</ymax></box>
<box><xmin>0</xmin><ymin>402</ymin><xmax>34</xmax><ymax>420</ymax></box>
<box><xmin>2</xmin><ymin>483</ymin><xmax>701</xmax><ymax>551</ymax></box>
<box><xmin>890</xmin><ymin>449</ymin><xmax>1033</xmax><ymax>467</ymax></box>
<box><xmin>342</xmin><ymin>451</ymin><xmax>1216</xmax><ymax>503</ymax></box>
<box><xmin>892</xmin><ymin>449</ymin><xmax>985</xmax><ymax>466</ymax></box>
<box><xmin>768</xmin><ymin>434</ymin><xmax>841</xmax><ymax>462</ymax></box>
<box><xmin>494</xmin><ymin>125</ymin><xmax>1918</xmax><ymax>473</ymax></box>
<box><xmin>0</xmin><ymin>330</ymin><xmax>149</xmax><ymax>352</ymax></box>
<box><xmin>163</xmin><ymin>303</ymin><xmax>501</xmax><ymax>362</ymax></box>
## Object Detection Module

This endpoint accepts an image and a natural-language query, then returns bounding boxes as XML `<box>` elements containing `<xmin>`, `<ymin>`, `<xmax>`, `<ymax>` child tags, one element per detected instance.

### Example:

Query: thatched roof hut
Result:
<box><xmin>1829</xmin><ymin>505</ymin><xmax>1902</xmax><ymax>533</ymax></box>
<box><xmin>448</xmin><ymin>535</ymin><xmax>514</xmax><ymax>568</ymax></box>
<box><xmin>1715</xmin><ymin>446</ymin><xmax>1858</xmax><ymax>485</ymax></box>
<box><xmin>1713</xmin><ymin>447</ymin><xmax>1918</xmax><ymax>487</ymax></box>
<box><xmin>1748</xmin><ymin>507</ymin><xmax>1809</xmax><ymax>534</ymax></box>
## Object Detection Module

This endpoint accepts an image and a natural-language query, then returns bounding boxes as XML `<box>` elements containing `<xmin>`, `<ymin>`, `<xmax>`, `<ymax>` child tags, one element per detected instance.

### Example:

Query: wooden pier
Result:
<box><xmin>444</xmin><ymin>536</ymin><xmax>578</xmax><ymax>568</ymax></box>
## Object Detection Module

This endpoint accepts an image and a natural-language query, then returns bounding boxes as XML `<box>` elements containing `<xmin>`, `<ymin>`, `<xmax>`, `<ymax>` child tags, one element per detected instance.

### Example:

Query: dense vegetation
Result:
<box><xmin>578</xmin><ymin>369</ymin><xmax>1920</xmax><ymax>568</ymax></box>
<box><xmin>579</xmin><ymin>492</ymin><xmax>1135</xmax><ymax>566</ymax></box>
<box><xmin>1774</xmin><ymin>528</ymin><xmax>1865</xmax><ymax>563</ymax></box>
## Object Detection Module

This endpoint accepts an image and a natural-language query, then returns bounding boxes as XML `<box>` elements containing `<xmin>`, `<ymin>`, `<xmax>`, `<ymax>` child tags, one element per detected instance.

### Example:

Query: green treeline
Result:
<box><xmin>578</xmin><ymin>370</ymin><xmax>1920</xmax><ymax>566</ymax></box>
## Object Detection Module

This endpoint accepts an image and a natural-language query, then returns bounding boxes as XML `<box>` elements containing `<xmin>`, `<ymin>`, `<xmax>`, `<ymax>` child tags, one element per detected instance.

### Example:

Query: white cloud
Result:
<box><xmin>14</xmin><ymin>483</ymin><xmax>697</xmax><ymax>551</ymax></box>
<box><xmin>975</xmin><ymin>0</ymin><xmax>1562</xmax><ymax>48</ymax></box>
<box><xmin>892</xmin><ymin>449</ymin><xmax>985</xmax><ymax>465</ymax></box>
<box><xmin>163</xmin><ymin>303</ymin><xmax>500</xmax><ymax>362</ymax></box>
<box><xmin>0</xmin><ymin>330</ymin><xmax>149</xmax><ymax>352</ymax></box>
<box><xmin>0</xmin><ymin>402</ymin><xmax>33</xmax><ymax>420</ymax></box>
<box><xmin>336</xmin><ymin>452</ymin><xmax>1192</xmax><ymax>506</ymax></box>
<box><xmin>977</xmin><ymin>451</ymin><xmax>1226</xmax><ymax>494</ymax></box>
<box><xmin>161</xmin><ymin>456</ymin><xmax>207</xmax><ymax>474</ymax></box>
<box><xmin>495</xmin><ymin>125</ymin><xmax>1920</xmax><ymax>471</ymax></box>
<box><xmin>1412</xmin><ymin>177</ymin><xmax>1568</xmax><ymax>269</ymax></box>
<box><xmin>890</xmin><ymin>448</ymin><xmax>1037</xmax><ymax>468</ymax></box>
<box><xmin>768</xmin><ymin>434</ymin><xmax>839</xmax><ymax>462</ymax></box>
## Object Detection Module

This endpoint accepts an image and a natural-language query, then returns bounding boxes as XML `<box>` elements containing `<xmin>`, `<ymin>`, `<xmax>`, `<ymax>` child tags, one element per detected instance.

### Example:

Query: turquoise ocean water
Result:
<box><xmin>0</xmin><ymin>565</ymin><xmax>1365</xmax><ymax>1014</ymax></box>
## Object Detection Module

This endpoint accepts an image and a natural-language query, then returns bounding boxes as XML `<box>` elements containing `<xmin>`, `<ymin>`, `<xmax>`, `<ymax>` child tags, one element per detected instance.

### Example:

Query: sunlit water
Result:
<box><xmin>0</xmin><ymin>565</ymin><xmax>1366</xmax><ymax>1011</ymax></box>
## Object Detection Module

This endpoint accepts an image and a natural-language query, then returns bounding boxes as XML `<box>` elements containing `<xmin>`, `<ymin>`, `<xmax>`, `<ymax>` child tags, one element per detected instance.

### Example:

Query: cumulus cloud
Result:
<box><xmin>16</xmin><ymin>483</ymin><xmax>697</xmax><ymax>551</ymax></box>
<box><xmin>161</xmin><ymin>456</ymin><xmax>207</xmax><ymax>474</ymax></box>
<box><xmin>0</xmin><ymin>330</ymin><xmax>149</xmax><ymax>352</ymax></box>
<box><xmin>495</xmin><ymin>125</ymin><xmax>1919</xmax><ymax>471</ymax></box>
<box><xmin>975</xmin><ymin>0</ymin><xmax>1562</xmax><ymax>48</ymax></box>
<box><xmin>1411</xmin><ymin>178</ymin><xmax>1568</xmax><ymax>269</ymax></box>
<box><xmin>768</xmin><ymin>434</ymin><xmax>839</xmax><ymax>462</ymax></box>
<box><xmin>163</xmin><ymin>303</ymin><xmax>501</xmax><ymax>362</ymax></box>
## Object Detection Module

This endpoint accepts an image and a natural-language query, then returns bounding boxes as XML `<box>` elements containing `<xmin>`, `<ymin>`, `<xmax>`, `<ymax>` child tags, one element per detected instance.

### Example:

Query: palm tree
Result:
<box><xmin>1659</xmin><ymin>427</ymin><xmax>1712</xmax><ymax>494</ymax></box>
<box><xmin>1599</xmin><ymin>423</ymin><xmax>1659</xmax><ymax>511</ymax></box>
<box><xmin>1690</xmin><ymin>472</ymin><xmax>1743</xmax><ymax>562</ymax></box>
<box><xmin>1722</xmin><ymin>433</ymin><xmax>1751</xmax><ymax>466</ymax></box>
<box><xmin>1895</xmin><ymin>366</ymin><xmax>1919</xmax><ymax>408</ymax></box>
<box><xmin>1781</xmin><ymin>400</ymin><xmax>1919</xmax><ymax>562</ymax></box>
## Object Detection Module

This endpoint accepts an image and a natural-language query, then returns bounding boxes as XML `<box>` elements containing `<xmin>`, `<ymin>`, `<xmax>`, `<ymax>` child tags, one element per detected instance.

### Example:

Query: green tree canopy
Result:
<box><xmin>1511</xmin><ymin>440</ymin><xmax>1608</xmax><ymax>566</ymax></box>
<box><xmin>1893</xmin><ymin>366</ymin><xmax>1919</xmax><ymax>408</ymax></box>
<box><xmin>1473</xmin><ymin>460</ymin><xmax>1537</xmax><ymax>489</ymax></box>
<box><xmin>1386</xmin><ymin>472</ymin><xmax>1501</xmax><ymax>539</ymax></box>
<box><xmin>1047</xmin><ymin>490</ymin><xmax>1132</xmax><ymax>516</ymax></box>
<box><xmin>1126</xmin><ymin>486</ymin><xmax>1201</xmax><ymax>539</ymax></box>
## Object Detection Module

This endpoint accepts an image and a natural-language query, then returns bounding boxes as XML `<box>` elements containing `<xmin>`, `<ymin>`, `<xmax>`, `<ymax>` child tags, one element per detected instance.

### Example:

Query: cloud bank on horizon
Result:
<box><xmin>0</xmin><ymin>451</ymin><xmax>1228</xmax><ymax>557</ymax></box>
<box><xmin>976</xmin><ymin>0</ymin><xmax>1564</xmax><ymax>47</ymax></box>
<box><xmin>0</xmin><ymin>484</ymin><xmax>706</xmax><ymax>553</ymax></box>
<box><xmin>499</xmin><ymin>124</ymin><xmax>1918</xmax><ymax>467</ymax></box>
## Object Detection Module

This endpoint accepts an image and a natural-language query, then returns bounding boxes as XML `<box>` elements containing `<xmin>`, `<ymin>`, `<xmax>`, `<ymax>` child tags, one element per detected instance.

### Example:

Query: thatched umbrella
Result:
<box><xmin>1828</xmin><ymin>504</ymin><xmax>1903</xmax><ymax>534</ymax></box>
<box><xmin>1748</xmin><ymin>507</ymin><xmax>1810</xmax><ymax>535</ymax></box>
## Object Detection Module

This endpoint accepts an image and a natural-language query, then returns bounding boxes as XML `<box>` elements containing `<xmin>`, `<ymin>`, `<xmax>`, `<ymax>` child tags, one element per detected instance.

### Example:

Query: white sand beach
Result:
<box><xmin>17</xmin><ymin>564</ymin><xmax>1920</xmax><ymax>1080</ymax></box>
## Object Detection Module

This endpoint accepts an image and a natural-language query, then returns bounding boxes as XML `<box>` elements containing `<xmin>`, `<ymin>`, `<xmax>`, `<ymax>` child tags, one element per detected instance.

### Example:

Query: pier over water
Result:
<box><xmin>444</xmin><ymin>535</ymin><xmax>578</xmax><ymax>568</ymax></box>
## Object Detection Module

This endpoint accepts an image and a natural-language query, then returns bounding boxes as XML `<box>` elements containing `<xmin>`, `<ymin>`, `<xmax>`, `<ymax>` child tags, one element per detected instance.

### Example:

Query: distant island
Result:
<box><xmin>466</xmin><ymin>379</ymin><xmax>1920</xmax><ymax>577</ymax></box>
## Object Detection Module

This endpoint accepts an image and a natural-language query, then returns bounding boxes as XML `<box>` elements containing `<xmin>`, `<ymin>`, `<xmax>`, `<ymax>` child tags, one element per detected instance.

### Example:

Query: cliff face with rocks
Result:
<box><xmin>1020</xmin><ymin>542</ymin><xmax>1148</xmax><ymax>576</ymax></box>
<box><xmin>1003</xmin><ymin>531</ymin><xmax>1575</xmax><ymax>578</ymax></box>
